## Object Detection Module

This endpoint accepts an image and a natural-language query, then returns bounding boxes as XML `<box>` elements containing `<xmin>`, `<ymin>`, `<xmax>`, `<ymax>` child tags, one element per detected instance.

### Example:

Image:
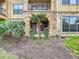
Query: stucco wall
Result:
<box><xmin>57</xmin><ymin>0</ymin><xmax>79</xmax><ymax>12</ymax></box>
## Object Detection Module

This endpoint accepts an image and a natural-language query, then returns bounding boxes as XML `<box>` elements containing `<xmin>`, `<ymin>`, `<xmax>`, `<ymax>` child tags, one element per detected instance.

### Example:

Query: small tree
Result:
<box><xmin>30</xmin><ymin>14</ymin><xmax>48</xmax><ymax>39</ymax></box>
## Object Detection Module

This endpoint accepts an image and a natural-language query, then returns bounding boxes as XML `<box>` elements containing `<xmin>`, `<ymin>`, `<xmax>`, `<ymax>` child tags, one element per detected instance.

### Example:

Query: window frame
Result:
<box><xmin>29</xmin><ymin>3</ymin><xmax>49</xmax><ymax>10</ymax></box>
<box><xmin>13</xmin><ymin>4</ymin><xmax>23</xmax><ymax>15</ymax></box>
<box><xmin>62</xmin><ymin>0</ymin><xmax>79</xmax><ymax>5</ymax></box>
<box><xmin>62</xmin><ymin>0</ymin><xmax>70</xmax><ymax>5</ymax></box>
<box><xmin>61</xmin><ymin>16</ymin><xmax>79</xmax><ymax>33</ymax></box>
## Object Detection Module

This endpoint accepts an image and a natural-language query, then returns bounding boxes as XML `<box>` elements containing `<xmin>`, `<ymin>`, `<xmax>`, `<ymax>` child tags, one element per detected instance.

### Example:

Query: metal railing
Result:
<box><xmin>28</xmin><ymin>3</ymin><xmax>51</xmax><ymax>11</ymax></box>
<box><xmin>0</xmin><ymin>6</ymin><xmax>7</xmax><ymax>16</ymax></box>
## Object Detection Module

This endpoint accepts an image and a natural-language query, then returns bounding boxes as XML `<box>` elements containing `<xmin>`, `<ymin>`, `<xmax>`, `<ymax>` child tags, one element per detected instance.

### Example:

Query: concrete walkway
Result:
<box><xmin>0</xmin><ymin>37</ymin><xmax>77</xmax><ymax>59</ymax></box>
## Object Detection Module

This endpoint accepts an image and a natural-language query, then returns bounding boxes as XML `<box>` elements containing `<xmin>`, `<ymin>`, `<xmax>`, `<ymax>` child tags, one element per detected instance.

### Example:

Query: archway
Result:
<box><xmin>30</xmin><ymin>14</ymin><xmax>49</xmax><ymax>37</ymax></box>
<box><xmin>30</xmin><ymin>19</ymin><xmax>49</xmax><ymax>34</ymax></box>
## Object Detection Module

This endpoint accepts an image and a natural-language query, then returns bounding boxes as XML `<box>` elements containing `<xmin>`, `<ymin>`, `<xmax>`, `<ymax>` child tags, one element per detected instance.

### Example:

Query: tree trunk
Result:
<box><xmin>36</xmin><ymin>22</ymin><xmax>41</xmax><ymax>39</ymax></box>
<box><xmin>38</xmin><ymin>22</ymin><xmax>41</xmax><ymax>39</ymax></box>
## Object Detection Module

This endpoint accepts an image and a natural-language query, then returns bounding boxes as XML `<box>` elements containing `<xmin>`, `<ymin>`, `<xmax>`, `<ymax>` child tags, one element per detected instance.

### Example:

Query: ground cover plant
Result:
<box><xmin>65</xmin><ymin>36</ymin><xmax>79</xmax><ymax>56</ymax></box>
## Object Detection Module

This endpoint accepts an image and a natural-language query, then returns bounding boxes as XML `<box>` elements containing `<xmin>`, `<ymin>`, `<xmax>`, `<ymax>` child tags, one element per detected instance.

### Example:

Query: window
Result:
<box><xmin>62</xmin><ymin>0</ymin><xmax>79</xmax><ymax>5</ymax></box>
<box><xmin>69</xmin><ymin>17</ymin><xmax>76</xmax><ymax>32</ymax></box>
<box><xmin>62</xmin><ymin>0</ymin><xmax>69</xmax><ymax>5</ymax></box>
<box><xmin>0</xmin><ymin>5</ymin><xmax>2</xmax><ymax>12</ymax></box>
<box><xmin>62</xmin><ymin>16</ymin><xmax>79</xmax><ymax>32</ymax></box>
<box><xmin>77</xmin><ymin>0</ymin><xmax>79</xmax><ymax>4</ymax></box>
<box><xmin>62</xmin><ymin>16</ymin><xmax>70</xmax><ymax>32</ymax></box>
<box><xmin>70</xmin><ymin>0</ymin><xmax>76</xmax><ymax>4</ymax></box>
<box><xmin>13</xmin><ymin>4</ymin><xmax>23</xmax><ymax>14</ymax></box>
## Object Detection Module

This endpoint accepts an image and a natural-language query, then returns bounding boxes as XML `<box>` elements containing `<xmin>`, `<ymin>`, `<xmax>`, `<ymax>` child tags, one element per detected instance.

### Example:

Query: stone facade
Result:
<box><xmin>0</xmin><ymin>0</ymin><xmax>79</xmax><ymax>36</ymax></box>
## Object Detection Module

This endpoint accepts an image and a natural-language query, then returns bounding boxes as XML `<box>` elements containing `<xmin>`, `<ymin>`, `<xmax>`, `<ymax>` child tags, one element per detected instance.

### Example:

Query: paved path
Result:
<box><xmin>0</xmin><ymin>37</ymin><xmax>77</xmax><ymax>59</ymax></box>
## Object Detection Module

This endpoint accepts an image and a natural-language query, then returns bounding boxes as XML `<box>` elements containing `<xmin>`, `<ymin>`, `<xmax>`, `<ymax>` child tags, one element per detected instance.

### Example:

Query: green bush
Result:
<box><xmin>30</xmin><ymin>28</ymin><xmax>49</xmax><ymax>40</ymax></box>
<box><xmin>0</xmin><ymin>20</ymin><xmax>25</xmax><ymax>39</ymax></box>
<box><xmin>7</xmin><ymin>20</ymin><xmax>25</xmax><ymax>38</ymax></box>
<box><xmin>30</xmin><ymin>29</ymin><xmax>36</xmax><ymax>40</ymax></box>
<box><xmin>0</xmin><ymin>21</ymin><xmax>7</xmax><ymax>39</ymax></box>
<box><xmin>43</xmin><ymin>28</ymin><xmax>49</xmax><ymax>39</ymax></box>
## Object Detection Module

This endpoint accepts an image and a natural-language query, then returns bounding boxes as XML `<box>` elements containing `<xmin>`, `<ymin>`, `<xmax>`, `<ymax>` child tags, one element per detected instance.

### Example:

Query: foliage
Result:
<box><xmin>0</xmin><ymin>18</ymin><xmax>6</xmax><ymax>21</ymax></box>
<box><xmin>30</xmin><ymin>14</ymin><xmax>48</xmax><ymax>23</ymax></box>
<box><xmin>30</xmin><ymin>14</ymin><xmax>49</xmax><ymax>40</ymax></box>
<box><xmin>0</xmin><ymin>48</ymin><xmax>17</xmax><ymax>59</ymax></box>
<box><xmin>30</xmin><ymin>28</ymin><xmax>49</xmax><ymax>40</ymax></box>
<box><xmin>0</xmin><ymin>20</ymin><xmax>25</xmax><ymax>39</ymax></box>
<box><xmin>30</xmin><ymin>29</ymin><xmax>36</xmax><ymax>40</ymax></box>
<box><xmin>7</xmin><ymin>20</ymin><xmax>25</xmax><ymax>38</ymax></box>
<box><xmin>65</xmin><ymin>36</ymin><xmax>79</xmax><ymax>55</ymax></box>
<box><xmin>0</xmin><ymin>20</ymin><xmax>7</xmax><ymax>39</ymax></box>
<box><xmin>43</xmin><ymin>28</ymin><xmax>49</xmax><ymax>39</ymax></box>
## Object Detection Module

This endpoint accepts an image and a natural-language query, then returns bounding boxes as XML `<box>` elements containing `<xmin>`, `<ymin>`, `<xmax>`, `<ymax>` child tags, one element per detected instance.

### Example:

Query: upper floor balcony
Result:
<box><xmin>0</xmin><ymin>7</ymin><xmax>6</xmax><ymax>16</ymax></box>
<box><xmin>0</xmin><ymin>5</ymin><xmax>7</xmax><ymax>19</ymax></box>
<box><xmin>28</xmin><ymin>0</ymin><xmax>51</xmax><ymax>11</ymax></box>
<box><xmin>28</xmin><ymin>3</ymin><xmax>51</xmax><ymax>11</ymax></box>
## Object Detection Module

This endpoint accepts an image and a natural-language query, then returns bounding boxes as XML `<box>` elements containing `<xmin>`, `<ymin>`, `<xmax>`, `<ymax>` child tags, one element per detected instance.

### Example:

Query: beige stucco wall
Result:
<box><xmin>7</xmin><ymin>0</ymin><xmax>23</xmax><ymax>19</ymax></box>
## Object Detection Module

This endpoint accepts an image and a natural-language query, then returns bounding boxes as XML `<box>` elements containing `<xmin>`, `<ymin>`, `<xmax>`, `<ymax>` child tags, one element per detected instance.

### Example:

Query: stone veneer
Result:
<box><xmin>1</xmin><ymin>0</ymin><xmax>79</xmax><ymax>36</ymax></box>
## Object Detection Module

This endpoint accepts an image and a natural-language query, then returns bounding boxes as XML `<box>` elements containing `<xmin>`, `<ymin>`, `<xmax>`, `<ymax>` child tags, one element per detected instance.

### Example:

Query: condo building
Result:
<box><xmin>0</xmin><ymin>0</ymin><xmax>79</xmax><ymax>36</ymax></box>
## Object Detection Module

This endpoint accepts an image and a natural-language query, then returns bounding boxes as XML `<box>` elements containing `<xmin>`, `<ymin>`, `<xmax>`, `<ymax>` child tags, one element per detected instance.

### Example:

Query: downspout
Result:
<box><xmin>56</xmin><ymin>0</ymin><xmax>59</xmax><ymax>35</ymax></box>
<box><xmin>56</xmin><ymin>0</ymin><xmax>61</xmax><ymax>38</ymax></box>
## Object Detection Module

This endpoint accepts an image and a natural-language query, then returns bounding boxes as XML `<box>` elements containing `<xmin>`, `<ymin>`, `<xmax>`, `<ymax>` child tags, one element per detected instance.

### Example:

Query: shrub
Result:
<box><xmin>0</xmin><ymin>20</ymin><xmax>25</xmax><ymax>39</ymax></box>
<box><xmin>0</xmin><ymin>20</ymin><xmax>7</xmax><ymax>39</ymax></box>
<box><xmin>7</xmin><ymin>20</ymin><xmax>25</xmax><ymax>38</ymax></box>
<box><xmin>30</xmin><ymin>29</ymin><xmax>36</xmax><ymax>40</ymax></box>
<box><xmin>43</xmin><ymin>28</ymin><xmax>49</xmax><ymax>39</ymax></box>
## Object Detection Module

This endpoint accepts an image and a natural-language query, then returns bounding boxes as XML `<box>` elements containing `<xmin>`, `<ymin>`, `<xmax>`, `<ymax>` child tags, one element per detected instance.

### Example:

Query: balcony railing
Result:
<box><xmin>0</xmin><ymin>6</ymin><xmax>6</xmax><ymax>16</ymax></box>
<box><xmin>28</xmin><ymin>3</ymin><xmax>51</xmax><ymax>11</ymax></box>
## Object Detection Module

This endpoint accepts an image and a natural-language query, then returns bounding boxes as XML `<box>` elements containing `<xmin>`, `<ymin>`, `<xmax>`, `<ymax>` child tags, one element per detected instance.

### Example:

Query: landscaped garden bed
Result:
<box><xmin>0</xmin><ymin>20</ymin><xmax>26</xmax><ymax>45</ymax></box>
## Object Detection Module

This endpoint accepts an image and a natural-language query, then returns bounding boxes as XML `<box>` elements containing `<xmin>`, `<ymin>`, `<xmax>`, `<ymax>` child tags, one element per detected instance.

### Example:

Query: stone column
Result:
<box><xmin>7</xmin><ymin>0</ymin><xmax>11</xmax><ymax>19</ymax></box>
<box><xmin>23</xmin><ymin>0</ymin><xmax>28</xmax><ymax>11</ymax></box>
<box><xmin>51</xmin><ymin>0</ymin><xmax>56</xmax><ymax>11</ymax></box>
<box><xmin>23</xmin><ymin>0</ymin><xmax>30</xmax><ymax>36</ymax></box>
<box><xmin>47</xmin><ymin>13</ymin><xmax>57</xmax><ymax>36</ymax></box>
<box><xmin>24</xmin><ymin>15</ymin><xmax>30</xmax><ymax>36</ymax></box>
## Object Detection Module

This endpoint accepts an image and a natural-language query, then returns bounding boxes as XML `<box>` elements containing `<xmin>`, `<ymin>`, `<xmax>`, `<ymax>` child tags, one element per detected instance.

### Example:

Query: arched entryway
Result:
<box><xmin>30</xmin><ymin>14</ymin><xmax>49</xmax><ymax>37</ymax></box>
<box><xmin>30</xmin><ymin>19</ymin><xmax>49</xmax><ymax>33</ymax></box>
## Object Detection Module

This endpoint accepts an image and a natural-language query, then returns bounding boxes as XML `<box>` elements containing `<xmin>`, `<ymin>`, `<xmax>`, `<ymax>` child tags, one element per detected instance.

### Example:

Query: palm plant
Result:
<box><xmin>0</xmin><ymin>20</ymin><xmax>7</xmax><ymax>39</ymax></box>
<box><xmin>7</xmin><ymin>21</ymin><xmax>25</xmax><ymax>38</ymax></box>
<box><xmin>30</xmin><ymin>14</ymin><xmax>48</xmax><ymax>39</ymax></box>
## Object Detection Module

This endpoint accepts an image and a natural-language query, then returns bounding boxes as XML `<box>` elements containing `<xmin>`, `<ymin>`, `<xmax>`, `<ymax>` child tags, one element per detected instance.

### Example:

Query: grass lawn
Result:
<box><xmin>65</xmin><ymin>36</ymin><xmax>79</xmax><ymax>56</ymax></box>
<box><xmin>0</xmin><ymin>48</ymin><xmax>17</xmax><ymax>59</ymax></box>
